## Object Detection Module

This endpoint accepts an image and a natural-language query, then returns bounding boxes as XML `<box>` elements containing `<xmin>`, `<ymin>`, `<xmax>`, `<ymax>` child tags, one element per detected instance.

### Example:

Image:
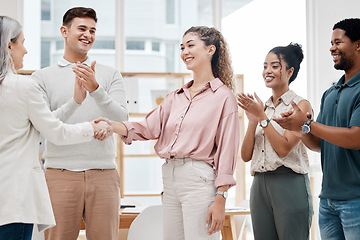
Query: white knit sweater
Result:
<box><xmin>32</xmin><ymin>57</ymin><xmax>128</xmax><ymax>170</ymax></box>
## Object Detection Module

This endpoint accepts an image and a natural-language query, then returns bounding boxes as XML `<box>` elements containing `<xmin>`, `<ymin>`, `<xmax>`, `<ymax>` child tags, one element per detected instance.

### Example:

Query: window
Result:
<box><xmin>41</xmin><ymin>40</ymin><xmax>51</xmax><ymax>68</ymax></box>
<box><xmin>152</xmin><ymin>42</ymin><xmax>160</xmax><ymax>52</ymax></box>
<box><xmin>126</xmin><ymin>40</ymin><xmax>145</xmax><ymax>50</ymax></box>
<box><xmin>41</xmin><ymin>0</ymin><xmax>51</xmax><ymax>21</ymax></box>
<box><xmin>92</xmin><ymin>40</ymin><xmax>115</xmax><ymax>49</ymax></box>
<box><xmin>166</xmin><ymin>0</ymin><xmax>175</xmax><ymax>24</ymax></box>
<box><xmin>55</xmin><ymin>40</ymin><xmax>64</xmax><ymax>50</ymax></box>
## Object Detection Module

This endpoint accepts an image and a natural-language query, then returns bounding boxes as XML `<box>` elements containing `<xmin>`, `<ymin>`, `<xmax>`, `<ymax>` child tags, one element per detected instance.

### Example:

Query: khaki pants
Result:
<box><xmin>44</xmin><ymin>168</ymin><xmax>120</xmax><ymax>240</ymax></box>
<box><xmin>162</xmin><ymin>157</ymin><xmax>220</xmax><ymax>240</ymax></box>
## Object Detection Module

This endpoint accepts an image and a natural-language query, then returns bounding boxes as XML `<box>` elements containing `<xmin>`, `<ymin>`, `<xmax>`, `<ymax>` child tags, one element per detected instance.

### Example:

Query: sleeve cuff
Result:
<box><xmin>214</xmin><ymin>174</ymin><xmax>236</xmax><ymax>189</ymax></box>
<box><xmin>89</xmin><ymin>85</ymin><xmax>105</xmax><ymax>100</ymax></box>
<box><xmin>82</xmin><ymin>122</ymin><xmax>95</xmax><ymax>140</ymax></box>
<box><xmin>120</xmin><ymin>121</ymin><xmax>135</xmax><ymax>145</ymax></box>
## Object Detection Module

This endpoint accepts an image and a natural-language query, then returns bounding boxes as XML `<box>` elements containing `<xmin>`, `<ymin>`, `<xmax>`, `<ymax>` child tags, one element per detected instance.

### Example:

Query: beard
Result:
<box><xmin>334</xmin><ymin>51</ymin><xmax>354</xmax><ymax>71</ymax></box>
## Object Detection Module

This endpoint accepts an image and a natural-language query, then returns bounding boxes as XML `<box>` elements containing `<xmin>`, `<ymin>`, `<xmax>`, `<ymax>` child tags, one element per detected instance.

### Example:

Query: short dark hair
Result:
<box><xmin>62</xmin><ymin>7</ymin><xmax>97</xmax><ymax>27</ymax></box>
<box><xmin>333</xmin><ymin>18</ymin><xmax>360</xmax><ymax>42</ymax></box>
<box><xmin>269</xmin><ymin>43</ymin><xmax>304</xmax><ymax>85</ymax></box>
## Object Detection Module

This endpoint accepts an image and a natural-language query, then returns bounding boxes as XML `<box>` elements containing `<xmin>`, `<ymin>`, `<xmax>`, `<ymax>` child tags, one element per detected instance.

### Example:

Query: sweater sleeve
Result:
<box><xmin>31</xmin><ymin>71</ymin><xmax>81</xmax><ymax>121</ymax></box>
<box><xmin>89</xmin><ymin>70</ymin><xmax>129</xmax><ymax>122</ymax></box>
<box><xmin>26</xmin><ymin>79</ymin><xmax>94</xmax><ymax>145</ymax></box>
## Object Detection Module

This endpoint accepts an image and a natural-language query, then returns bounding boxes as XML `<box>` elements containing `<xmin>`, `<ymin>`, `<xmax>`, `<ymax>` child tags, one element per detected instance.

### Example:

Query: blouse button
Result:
<box><xmin>262</xmin><ymin>150</ymin><xmax>264</xmax><ymax>153</ymax></box>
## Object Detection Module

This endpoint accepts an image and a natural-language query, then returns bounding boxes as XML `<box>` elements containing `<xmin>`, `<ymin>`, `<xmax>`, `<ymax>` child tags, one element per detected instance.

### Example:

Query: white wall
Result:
<box><xmin>306</xmin><ymin>0</ymin><xmax>360</xmax><ymax>113</ymax></box>
<box><xmin>0</xmin><ymin>0</ymin><xmax>22</xmax><ymax>23</ymax></box>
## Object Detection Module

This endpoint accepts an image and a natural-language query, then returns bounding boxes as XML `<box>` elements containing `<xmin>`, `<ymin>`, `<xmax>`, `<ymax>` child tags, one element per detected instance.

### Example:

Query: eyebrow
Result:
<box><xmin>78</xmin><ymin>25</ymin><xmax>97</xmax><ymax>31</ymax></box>
<box><xmin>264</xmin><ymin>61</ymin><xmax>281</xmax><ymax>64</ymax></box>
<box><xmin>180</xmin><ymin>39</ymin><xmax>194</xmax><ymax>46</ymax></box>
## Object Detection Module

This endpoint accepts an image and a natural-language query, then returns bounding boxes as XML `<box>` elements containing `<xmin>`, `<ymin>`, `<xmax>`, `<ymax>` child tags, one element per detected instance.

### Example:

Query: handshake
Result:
<box><xmin>90</xmin><ymin>117</ymin><xmax>114</xmax><ymax>141</ymax></box>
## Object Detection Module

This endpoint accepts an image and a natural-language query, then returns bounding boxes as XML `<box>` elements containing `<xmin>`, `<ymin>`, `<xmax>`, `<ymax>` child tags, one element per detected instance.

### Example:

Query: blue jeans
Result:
<box><xmin>0</xmin><ymin>223</ymin><xmax>33</xmax><ymax>240</ymax></box>
<box><xmin>319</xmin><ymin>198</ymin><xmax>360</xmax><ymax>240</ymax></box>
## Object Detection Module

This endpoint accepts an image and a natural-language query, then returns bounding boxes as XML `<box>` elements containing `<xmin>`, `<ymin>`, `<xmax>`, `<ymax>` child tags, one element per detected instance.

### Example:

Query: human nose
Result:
<box><xmin>83</xmin><ymin>30</ymin><xmax>91</xmax><ymax>38</ymax></box>
<box><xmin>330</xmin><ymin>44</ymin><xmax>336</xmax><ymax>52</ymax></box>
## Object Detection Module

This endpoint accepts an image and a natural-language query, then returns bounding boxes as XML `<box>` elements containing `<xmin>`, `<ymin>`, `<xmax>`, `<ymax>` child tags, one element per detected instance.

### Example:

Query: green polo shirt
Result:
<box><xmin>317</xmin><ymin>71</ymin><xmax>360</xmax><ymax>200</ymax></box>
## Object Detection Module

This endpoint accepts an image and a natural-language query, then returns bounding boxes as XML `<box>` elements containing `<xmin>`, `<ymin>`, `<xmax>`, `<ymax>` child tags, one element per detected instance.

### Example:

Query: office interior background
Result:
<box><xmin>1</xmin><ymin>0</ymin><xmax>359</xmax><ymax>239</ymax></box>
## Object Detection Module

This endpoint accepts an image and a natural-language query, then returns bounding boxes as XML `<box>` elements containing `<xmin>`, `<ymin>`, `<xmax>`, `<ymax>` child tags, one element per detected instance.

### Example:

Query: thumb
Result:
<box><xmin>290</xmin><ymin>100</ymin><xmax>301</xmax><ymax>111</ymax></box>
<box><xmin>91</xmin><ymin>61</ymin><xmax>96</xmax><ymax>72</ymax></box>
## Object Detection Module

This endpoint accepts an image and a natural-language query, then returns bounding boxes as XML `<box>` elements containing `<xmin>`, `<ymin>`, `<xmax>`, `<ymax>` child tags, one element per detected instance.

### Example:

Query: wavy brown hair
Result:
<box><xmin>184</xmin><ymin>26</ymin><xmax>234</xmax><ymax>91</ymax></box>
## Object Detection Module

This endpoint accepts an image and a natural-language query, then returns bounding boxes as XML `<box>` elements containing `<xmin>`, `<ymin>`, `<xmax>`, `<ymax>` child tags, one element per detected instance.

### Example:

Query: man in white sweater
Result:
<box><xmin>32</xmin><ymin>7</ymin><xmax>128</xmax><ymax>240</ymax></box>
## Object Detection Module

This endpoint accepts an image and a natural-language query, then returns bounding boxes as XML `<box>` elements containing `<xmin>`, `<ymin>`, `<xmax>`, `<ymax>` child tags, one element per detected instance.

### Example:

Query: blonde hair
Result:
<box><xmin>183</xmin><ymin>26</ymin><xmax>234</xmax><ymax>91</ymax></box>
<box><xmin>0</xmin><ymin>16</ymin><xmax>22</xmax><ymax>84</ymax></box>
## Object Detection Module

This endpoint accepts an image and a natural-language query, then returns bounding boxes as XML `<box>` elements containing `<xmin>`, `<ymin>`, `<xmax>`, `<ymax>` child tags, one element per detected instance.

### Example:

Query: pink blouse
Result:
<box><xmin>122</xmin><ymin>78</ymin><xmax>239</xmax><ymax>188</ymax></box>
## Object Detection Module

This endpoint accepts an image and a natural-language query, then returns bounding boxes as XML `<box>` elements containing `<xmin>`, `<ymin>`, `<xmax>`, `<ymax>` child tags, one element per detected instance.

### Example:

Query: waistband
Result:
<box><xmin>255</xmin><ymin>165</ymin><xmax>302</xmax><ymax>175</ymax></box>
<box><xmin>165</xmin><ymin>156</ymin><xmax>192</xmax><ymax>163</ymax></box>
<box><xmin>165</xmin><ymin>157</ymin><xmax>214</xmax><ymax>168</ymax></box>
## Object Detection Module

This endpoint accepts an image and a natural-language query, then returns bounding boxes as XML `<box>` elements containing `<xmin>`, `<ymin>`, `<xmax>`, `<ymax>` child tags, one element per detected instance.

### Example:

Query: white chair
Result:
<box><xmin>127</xmin><ymin>205</ymin><xmax>163</xmax><ymax>240</ymax></box>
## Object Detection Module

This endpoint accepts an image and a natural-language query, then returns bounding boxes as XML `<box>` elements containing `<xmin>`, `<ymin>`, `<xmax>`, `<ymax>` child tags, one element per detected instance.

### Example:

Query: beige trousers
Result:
<box><xmin>162</xmin><ymin>157</ymin><xmax>220</xmax><ymax>240</ymax></box>
<box><xmin>44</xmin><ymin>168</ymin><xmax>120</xmax><ymax>240</ymax></box>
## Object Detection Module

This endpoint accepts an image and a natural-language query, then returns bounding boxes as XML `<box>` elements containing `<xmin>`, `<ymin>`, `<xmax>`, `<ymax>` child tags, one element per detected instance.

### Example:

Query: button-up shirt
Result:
<box><xmin>251</xmin><ymin>90</ymin><xmax>309</xmax><ymax>176</ymax></box>
<box><xmin>122</xmin><ymin>78</ymin><xmax>239</xmax><ymax>188</ymax></box>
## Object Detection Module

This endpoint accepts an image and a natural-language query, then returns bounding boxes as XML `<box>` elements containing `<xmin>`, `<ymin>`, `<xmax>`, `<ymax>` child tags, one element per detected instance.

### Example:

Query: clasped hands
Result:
<box><xmin>91</xmin><ymin>120</ymin><xmax>113</xmax><ymax>141</ymax></box>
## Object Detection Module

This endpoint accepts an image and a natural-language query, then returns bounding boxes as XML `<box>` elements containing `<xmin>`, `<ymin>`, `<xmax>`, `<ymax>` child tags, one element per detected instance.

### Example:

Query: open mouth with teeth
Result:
<box><xmin>80</xmin><ymin>39</ymin><xmax>91</xmax><ymax>44</ymax></box>
<box><xmin>332</xmin><ymin>54</ymin><xmax>341</xmax><ymax>63</ymax></box>
<box><xmin>264</xmin><ymin>76</ymin><xmax>274</xmax><ymax>82</ymax></box>
<box><xmin>184</xmin><ymin>57</ymin><xmax>193</xmax><ymax>62</ymax></box>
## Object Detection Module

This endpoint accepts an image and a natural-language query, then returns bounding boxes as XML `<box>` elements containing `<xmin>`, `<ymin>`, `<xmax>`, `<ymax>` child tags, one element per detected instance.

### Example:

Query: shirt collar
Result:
<box><xmin>176</xmin><ymin>78</ymin><xmax>224</xmax><ymax>94</ymax></box>
<box><xmin>265</xmin><ymin>89</ymin><xmax>296</xmax><ymax>108</ymax></box>
<box><xmin>334</xmin><ymin>71</ymin><xmax>360</xmax><ymax>89</ymax></box>
<box><xmin>57</xmin><ymin>57</ymin><xmax>92</xmax><ymax>67</ymax></box>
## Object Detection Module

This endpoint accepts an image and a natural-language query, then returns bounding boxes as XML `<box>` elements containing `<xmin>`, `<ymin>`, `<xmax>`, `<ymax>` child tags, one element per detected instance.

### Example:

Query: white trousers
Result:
<box><xmin>162</xmin><ymin>157</ymin><xmax>220</xmax><ymax>240</ymax></box>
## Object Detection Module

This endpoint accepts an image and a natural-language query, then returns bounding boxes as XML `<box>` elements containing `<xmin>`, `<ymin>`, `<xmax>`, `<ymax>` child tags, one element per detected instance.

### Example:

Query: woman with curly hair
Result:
<box><xmin>101</xmin><ymin>26</ymin><xmax>239</xmax><ymax>239</ymax></box>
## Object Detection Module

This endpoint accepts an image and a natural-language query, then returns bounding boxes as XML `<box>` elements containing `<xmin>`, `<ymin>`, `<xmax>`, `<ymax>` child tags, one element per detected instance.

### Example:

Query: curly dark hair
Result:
<box><xmin>268</xmin><ymin>43</ymin><xmax>304</xmax><ymax>85</ymax></box>
<box><xmin>333</xmin><ymin>18</ymin><xmax>360</xmax><ymax>42</ymax></box>
<box><xmin>183</xmin><ymin>26</ymin><xmax>234</xmax><ymax>91</ymax></box>
<box><xmin>63</xmin><ymin>7</ymin><xmax>97</xmax><ymax>27</ymax></box>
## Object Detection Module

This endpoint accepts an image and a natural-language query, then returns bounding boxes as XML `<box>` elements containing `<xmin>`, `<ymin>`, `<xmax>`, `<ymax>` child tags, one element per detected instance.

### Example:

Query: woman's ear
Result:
<box><xmin>287</xmin><ymin>67</ymin><xmax>294</xmax><ymax>79</ymax></box>
<box><xmin>8</xmin><ymin>41</ymin><xmax>13</xmax><ymax>50</ymax></box>
<box><xmin>208</xmin><ymin>45</ymin><xmax>216</xmax><ymax>56</ymax></box>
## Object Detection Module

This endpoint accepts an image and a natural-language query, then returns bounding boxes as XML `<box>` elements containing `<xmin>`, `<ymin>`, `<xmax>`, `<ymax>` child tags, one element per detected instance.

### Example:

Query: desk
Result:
<box><xmin>81</xmin><ymin>207</ymin><xmax>250</xmax><ymax>240</ymax></box>
<box><xmin>222</xmin><ymin>208</ymin><xmax>250</xmax><ymax>240</ymax></box>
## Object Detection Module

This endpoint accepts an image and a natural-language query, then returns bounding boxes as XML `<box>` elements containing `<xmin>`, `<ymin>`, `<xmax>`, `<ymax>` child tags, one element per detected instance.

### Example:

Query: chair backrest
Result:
<box><xmin>127</xmin><ymin>205</ymin><xmax>163</xmax><ymax>240</ymax></box>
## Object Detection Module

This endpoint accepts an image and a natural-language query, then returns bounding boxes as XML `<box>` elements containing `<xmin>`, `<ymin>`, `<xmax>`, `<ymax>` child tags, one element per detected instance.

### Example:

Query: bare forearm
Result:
<box><xmin>111</xmin><ymin>121</ymin><xmax>128</xmax><ymax>137</ymax></box>
<box><xmin>299</xmin><ymin>131</ymin><xmax>321</xmax><ymax>152</ymax></box>
<box><xmin>241</xmin><ymin>124</ymin><xmax>256</xmax><ymax>162</ymax></box>
<box><xmin>310</xmin><ymin>122</ymin><xmax>360</xmax><ymax>150</ymax></box>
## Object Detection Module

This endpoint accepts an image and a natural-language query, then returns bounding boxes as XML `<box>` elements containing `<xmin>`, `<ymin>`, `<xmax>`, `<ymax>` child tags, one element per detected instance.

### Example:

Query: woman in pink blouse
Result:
<box><xmin>106</xmin><ymin>26</ymin><xmax>239</xmax><ymax>239</ymax></box>
<box><xmin>237</xmin><ymin>43</ymin><xmax>313</xmax><ymax>240</ymax></box>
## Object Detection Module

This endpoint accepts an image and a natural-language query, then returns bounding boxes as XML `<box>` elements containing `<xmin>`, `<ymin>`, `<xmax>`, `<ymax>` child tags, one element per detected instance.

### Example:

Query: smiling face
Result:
<box><xmin>9</xmin><ymin>31</ymin><xmax>27</xmax><ymax>70</ymax></box>
<box><xmin>262</xmin><ymin>52</ymin><xmax>292</xmax><ymax>90</ymax></box>
<box><xmin>61</xmin><ymin>17</ymin><xmax>96</xmax><ymax>59</ymax></box>
<box><xmin>180</xmin><ymin>33</ymin><xmax>213</xmax><ymax>72</ymax></box>
<box><xmin>330</xmin><ymin>28</ymin><xmax>358</xmax><ymax>71</ymax></box>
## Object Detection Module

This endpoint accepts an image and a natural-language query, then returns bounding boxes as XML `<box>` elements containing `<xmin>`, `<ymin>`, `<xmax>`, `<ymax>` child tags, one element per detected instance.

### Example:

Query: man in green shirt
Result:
<box><xmin>273</xmin><ymin>18</ymin><xmax>360</xmax><ymax>239</ymax></box>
